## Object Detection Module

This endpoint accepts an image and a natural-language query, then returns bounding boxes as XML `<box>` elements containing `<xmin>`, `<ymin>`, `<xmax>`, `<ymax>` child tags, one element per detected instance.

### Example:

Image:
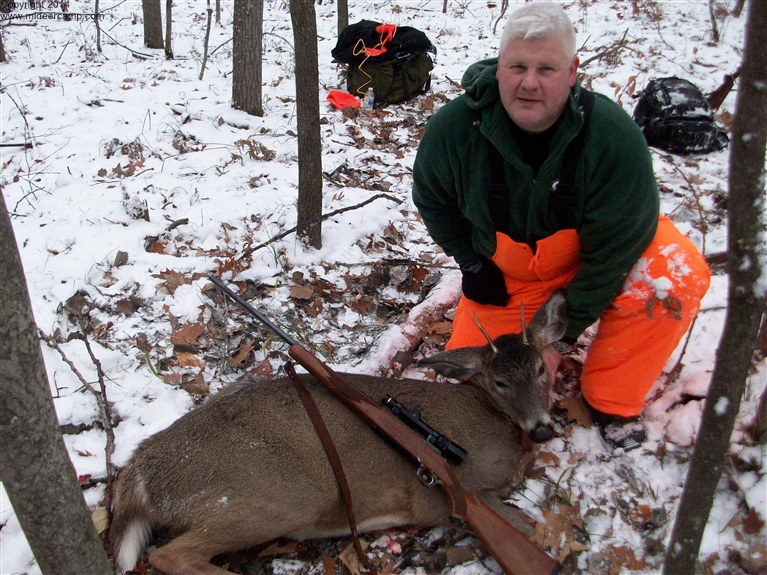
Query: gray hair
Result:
<box><xmin>499</xmin><ymin>2</ymin><xmax>576</xmax><ymax>60</ymax></box>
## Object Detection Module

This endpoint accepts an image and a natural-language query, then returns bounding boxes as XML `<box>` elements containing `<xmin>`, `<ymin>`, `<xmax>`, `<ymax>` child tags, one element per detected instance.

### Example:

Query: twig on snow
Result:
<box><xmin>39</xmin><ymin>330</ymin><xmax>117</xmax><ymax>521</ymax></box>
<box><xmin>238</xmin><ymin>193</ymin><xmax>403</xmax><ymax>261</ymax></box>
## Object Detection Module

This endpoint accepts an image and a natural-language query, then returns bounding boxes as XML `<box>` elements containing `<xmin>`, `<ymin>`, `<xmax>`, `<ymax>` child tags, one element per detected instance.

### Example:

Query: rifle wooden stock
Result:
<box><xmin>288</xmin><ymin>345</ymin><xmax>560</xmax><ymax>575</ymax></box>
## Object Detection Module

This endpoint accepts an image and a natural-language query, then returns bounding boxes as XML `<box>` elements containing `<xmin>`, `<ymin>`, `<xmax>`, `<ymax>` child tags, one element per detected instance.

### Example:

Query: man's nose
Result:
<box><xmin>519</xmin><ymin>70</ymin><xmax>540</xmax><ymax>90</ymax></box>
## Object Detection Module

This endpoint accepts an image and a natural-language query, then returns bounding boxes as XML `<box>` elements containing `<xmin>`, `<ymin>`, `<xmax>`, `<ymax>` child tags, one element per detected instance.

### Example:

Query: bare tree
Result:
<box><xmin>142</xmin><ymin>0</ymin><xmax>164</xmax><ymax>49</ymax></box>
<box><xmin>337</xmin><ymin>0</ymin><xmax>348</xmax><ymax>36</ymax></box>
<box><xmin>164</xmin><ymin>0</ymin><xmax>173</xmax><ymax>59</ymax></box>
<box><xmin>290</xmin><ymin>0</ymin><xmax>323</xmax><ymax>248</ymax></box>
<box><xmin>0</xmin><ymin>193</ymin><xmax>112</xmax><ymax>575</ymax></box>
<box><xmin>232</xmin><ymin>0</ymin><xmax>264</xmax><ymax>116</ymax></box>
<box><xmin>663</xmin><ymin>1</ymin><xmax>767</xmax><ymax>573</ymax></box>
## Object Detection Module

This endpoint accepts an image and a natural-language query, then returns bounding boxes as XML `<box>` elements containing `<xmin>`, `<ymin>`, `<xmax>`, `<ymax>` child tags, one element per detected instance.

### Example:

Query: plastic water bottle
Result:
<box><xmin>362</xmin><ymin>87</ymin><xmax>375</xmax><ymax>113</ymax></box>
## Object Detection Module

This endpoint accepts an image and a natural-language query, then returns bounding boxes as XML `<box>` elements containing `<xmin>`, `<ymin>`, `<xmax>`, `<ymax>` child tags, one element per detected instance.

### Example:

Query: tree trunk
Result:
<box><xmin>0</xmin><ymin>194</ymin><xmax>112</xmax><ymax>575</ymax></box>
<box><xmin>164</xmin><ymin>0</ymin><xmax>173</xmax><ymax>59</ymax></box>
<box><xmin>232</xmin><ymin>0</ymin><xmax>264</xmax><ymax>116</ymax></box>
<box><xmin>142</xmin><ymin>0</ymin><xmax>164</xmax><ymax>49</ymax></box>
<box><xmin>337</xmin><ymin>0</ymin><xmax>348</xmax><ymax>36</ymax></box>
<box><xmin>290</xmin><ymin>0</ymin><xmax>323</xmax><ymax>249</ymax></box>
<box><xmin>663</xmin><ymin>1</ymin><xmax>767</xmax><ymax>573</ymax></box>
<box><xmin>0</xmin><ymin>29</ymin><xmax>6</xmax><ymax>62</ymax></box>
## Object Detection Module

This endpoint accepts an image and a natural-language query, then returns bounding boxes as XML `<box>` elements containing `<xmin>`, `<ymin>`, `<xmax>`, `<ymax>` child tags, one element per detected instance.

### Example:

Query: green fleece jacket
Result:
<box><xmin>412</xmin><ymin>59</ymin><xmax>659</xmax><ymax>339</ymax></box>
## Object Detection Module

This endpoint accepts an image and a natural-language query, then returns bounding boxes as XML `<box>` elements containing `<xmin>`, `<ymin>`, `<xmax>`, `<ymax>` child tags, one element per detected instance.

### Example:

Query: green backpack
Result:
<box><xmin>332</xmin><ymin>20</ymin><xmax>436</xmax><ymax>106</ymax></box>
<box><xmin>346</xmin><ymin>52</ymin><xmax>434</xmax><ymax>105</ymax></box>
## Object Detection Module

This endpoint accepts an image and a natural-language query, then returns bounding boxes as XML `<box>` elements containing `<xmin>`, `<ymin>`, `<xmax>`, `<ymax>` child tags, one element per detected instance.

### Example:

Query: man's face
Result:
<box><xmin>496</xmin><ymin>37</ymin><xmax>579</xmax><ymax>133</ymax></box>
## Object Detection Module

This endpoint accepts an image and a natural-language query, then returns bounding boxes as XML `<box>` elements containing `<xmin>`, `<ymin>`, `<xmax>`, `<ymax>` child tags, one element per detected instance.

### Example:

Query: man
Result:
<box><xmin>412</xmin><ymin>2</ymin><xmax>710</xmax><ymax>451</ymax></box>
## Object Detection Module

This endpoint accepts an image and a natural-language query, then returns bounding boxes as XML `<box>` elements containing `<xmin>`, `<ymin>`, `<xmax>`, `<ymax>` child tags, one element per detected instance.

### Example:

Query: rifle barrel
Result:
<box><xmin>208</xmin><ymin>275</ymin><xmax>297</xmax><ymax>346</ymax></box>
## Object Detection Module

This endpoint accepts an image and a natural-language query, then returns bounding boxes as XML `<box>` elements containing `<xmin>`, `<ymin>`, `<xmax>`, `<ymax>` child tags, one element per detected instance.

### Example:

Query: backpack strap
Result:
<box><xmin>487</xmin><ymin>89</ymin><xmax>595</xmax><ymax>235</ymax></box>
<box><xmin>551</xmin><ymin>89</ymin><xmax>595</xmax><ymax>229</ymax></box>
<box><xmin>487</xmin><ymin>144</ymin><xmax>510</xmax><ymax>234</ymax></box>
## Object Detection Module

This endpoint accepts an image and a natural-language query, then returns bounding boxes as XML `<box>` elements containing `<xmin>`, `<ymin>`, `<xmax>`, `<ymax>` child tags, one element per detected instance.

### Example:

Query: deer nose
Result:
<box><xmin>529</xmin><ymin>422</ymin><xmax>554</xmax><ymax>443</ymax></box>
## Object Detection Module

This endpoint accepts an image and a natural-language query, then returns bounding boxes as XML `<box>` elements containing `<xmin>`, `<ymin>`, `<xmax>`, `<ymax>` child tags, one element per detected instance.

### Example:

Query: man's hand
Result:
<box><xmin>460</xmin><ymin>257</ymin><xmax>510</xmax><ymax>307</ymax></box>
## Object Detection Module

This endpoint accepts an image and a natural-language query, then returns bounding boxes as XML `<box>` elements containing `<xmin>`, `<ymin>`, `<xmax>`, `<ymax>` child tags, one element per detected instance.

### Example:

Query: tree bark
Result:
<box><xmin>141</xmin><ymin>0</ymin><xmax>164</xmax><ymax>49</ymax></box>
<box><xmin>164</xmin><ymin>0</ymin><xmax>173</xmax><ymax>59</ymax></box>
<box><xmin>0</xmin><ymin>194</ymin><xmax>111</xmax><ymax>575</ymax></box>
<box><xmin>663</xmin><ymin>1</ymin><xmax>767</xmax><ymax>573</ymax></box>
<box><xmin>232</xmin><ymin>0</ymin><xmax>264</xmax><ymax>116</ymax></box>
<box><xmin>290</xmin><ymin>0</ymin><xmax>323</xmax><ymax>248</ymax></box>
<box><xmin>337</xmin><ymin>0</ymin><xmax>348</xmax><ymax>36</ymax></box>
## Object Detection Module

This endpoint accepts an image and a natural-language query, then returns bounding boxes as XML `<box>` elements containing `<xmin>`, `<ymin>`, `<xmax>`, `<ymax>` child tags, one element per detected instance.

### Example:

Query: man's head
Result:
<box><xmin>496</xmin><ymin>2</ymin><xmax>579</xmax><ymax>133</ymax></box>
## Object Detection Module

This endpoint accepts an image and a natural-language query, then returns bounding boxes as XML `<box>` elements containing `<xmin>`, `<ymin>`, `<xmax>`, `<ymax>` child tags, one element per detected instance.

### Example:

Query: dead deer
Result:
<box><xmin>110</xmin><ymin>290</ymin><xmax>567</xmax><ymax>575</ymax></box>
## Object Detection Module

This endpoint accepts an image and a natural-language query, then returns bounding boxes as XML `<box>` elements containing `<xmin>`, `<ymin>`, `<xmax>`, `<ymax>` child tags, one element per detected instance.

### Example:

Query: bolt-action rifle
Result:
<box><xmin>208</xmin><ymin>275</ymin><xmax>560</xmax><ymax>575</ymax></box>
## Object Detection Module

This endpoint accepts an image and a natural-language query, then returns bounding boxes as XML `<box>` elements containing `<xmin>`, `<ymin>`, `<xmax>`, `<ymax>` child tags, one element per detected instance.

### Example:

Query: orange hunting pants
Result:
<box><xmin>447</xmin><ymin>217</ymin><xmax>711</xmax><ymax>417</ymax></box>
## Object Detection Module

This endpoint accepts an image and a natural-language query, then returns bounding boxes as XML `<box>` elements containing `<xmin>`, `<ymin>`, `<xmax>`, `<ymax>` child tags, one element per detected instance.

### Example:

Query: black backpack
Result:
<box><xmin>331</xmin><ymin>20</ymin><xmax>436</xmax><ymax>105</ymax></box>
<box><xmin>632</xmin><ymin>77</ymin><xmax>729</xmax><ymax>155</ymax></box>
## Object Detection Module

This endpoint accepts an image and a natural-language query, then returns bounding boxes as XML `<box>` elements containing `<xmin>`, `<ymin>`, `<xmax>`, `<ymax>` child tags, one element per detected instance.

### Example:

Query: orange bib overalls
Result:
<box><xmin>447</xmin><ymin>216</ymin><xmax>711</xmax><ymax>416</ymax></box>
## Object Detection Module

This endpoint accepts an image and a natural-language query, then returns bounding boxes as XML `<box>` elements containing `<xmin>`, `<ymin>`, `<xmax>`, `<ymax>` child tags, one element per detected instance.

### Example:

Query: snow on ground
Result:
<box><xmin>1</xmin><ymin>1</ymin><xmax>765</xmax><ymax>574</ymax></box>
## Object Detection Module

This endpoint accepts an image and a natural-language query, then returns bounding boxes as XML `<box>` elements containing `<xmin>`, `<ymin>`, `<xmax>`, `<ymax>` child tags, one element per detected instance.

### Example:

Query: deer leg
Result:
<box><xmin>148</xmin><ymin>533</ymin><xmax>233</xmax><ymax>575</ymax></box>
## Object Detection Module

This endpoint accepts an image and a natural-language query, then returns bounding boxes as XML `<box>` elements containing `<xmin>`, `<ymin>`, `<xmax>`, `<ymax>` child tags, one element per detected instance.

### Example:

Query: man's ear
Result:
<box><xmin>569</xmin><ymin>56</ymin><xmax>579</xmax><ymax>87</ymax></box>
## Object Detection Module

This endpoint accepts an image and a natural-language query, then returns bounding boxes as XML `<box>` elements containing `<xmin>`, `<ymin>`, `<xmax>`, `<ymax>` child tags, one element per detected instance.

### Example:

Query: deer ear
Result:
<box><xmin>418</xmin><ymin>347</ymin><xmax>485</xmax><ymax>381</ymax></box>
<box><xmin>527</xmin><ymin>290</ymin><xmax>568</xmax><ymax>348</ymax></box>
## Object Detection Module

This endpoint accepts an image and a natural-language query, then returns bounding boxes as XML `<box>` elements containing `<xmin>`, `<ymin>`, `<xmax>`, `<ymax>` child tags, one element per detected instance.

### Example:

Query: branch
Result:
<box><xmin>39</xmin><ymin>330</ymin><xmax>117</xmax><ymax>521</ymax></box>
<box><xmin>237</xmin><ymin>193</ymin><xmax>403</xmax><ymax>261</ymax></box>
<box><xmin>579</xmin><ymin>29</ymin><xmax>630</xmax><ymax>68</ymax></box>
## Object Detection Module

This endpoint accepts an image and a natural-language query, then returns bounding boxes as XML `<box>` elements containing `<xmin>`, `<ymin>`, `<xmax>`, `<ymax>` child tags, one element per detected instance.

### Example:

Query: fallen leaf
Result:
<box><xmin>152</xmin><ymin>269</ymin><xmax>191</xmax><ymax>294</ymax></box>
<box><xmin>534</xmin><ymin>504</ymin><xmax>589</xmax><ymax>562</ymax></box>
<box><xmin>338</xmin><ymin>540</ymin><xmax>369</xmax><ymax>575</ymax></box>
<box><xmin>559</xmin><ymin>396</ymin><xmax>593</xmax><ymax>429</ymax></box>
<box><xmin>92</xmin><ymin>509</ymin><xmax>110</xmax><ymax>534</ymax></box>
<box><xmin>177</xmin><ymin>352</ymin><xmax>206</xmax><ymax>369</ymax></box>
<box><xmin>536</xmin><ymin>450</ymin><xmax>561</xmax><ymax>467</ymax></box>
<box><xmin>163</xmin><ymin>372</ymin><xmax>181</xmax><ymax>385</ymax></box>
<box><xmin>229</xmin><ymin>341</ymin><xmax>255</xmax><ymax>368</ymax></box>
<box><xmin>181</xmin><ymin>372</ymin><xmax>209</xmax><ymax>395</ymax></box>
<box><xmin>258</xmin><ymin>540</ymin><xmax>298</xmax><ymax>557</ymax></box>
<box><xmin>170</xmin><ymin>322</ymin><xmax>206</xmax><ymax>348</ymax></box>
<box><xmin>290</xmin><ymin>284</ymin><xmax>314</xmax><ymax>300</ymax></box>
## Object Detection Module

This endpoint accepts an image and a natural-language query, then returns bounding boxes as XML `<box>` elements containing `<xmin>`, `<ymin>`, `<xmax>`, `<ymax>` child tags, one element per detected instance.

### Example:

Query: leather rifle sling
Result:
<box><xmin>284</xmin><ymin>362</ymin><xmax>376</xmax><ymax>574</ymax></box>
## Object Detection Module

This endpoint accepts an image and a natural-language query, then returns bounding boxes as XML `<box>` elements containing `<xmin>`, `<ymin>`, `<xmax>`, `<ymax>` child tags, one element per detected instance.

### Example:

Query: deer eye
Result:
<box><xmin>495</xmin><ymin>380</ymin><xmax>508</xmax><ymax>389</ymax></box>
<box><xmin>538</xmin><ymin>365</ymin><xmax>546</xmax><ymax>377</ymax></box>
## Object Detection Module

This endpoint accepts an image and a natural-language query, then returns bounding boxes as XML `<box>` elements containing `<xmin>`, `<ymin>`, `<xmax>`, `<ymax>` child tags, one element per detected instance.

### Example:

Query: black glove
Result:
<box><xmin>460</xmin><ymin>256</ymin><xmax>509</xmax><ymax>307</ymax></box>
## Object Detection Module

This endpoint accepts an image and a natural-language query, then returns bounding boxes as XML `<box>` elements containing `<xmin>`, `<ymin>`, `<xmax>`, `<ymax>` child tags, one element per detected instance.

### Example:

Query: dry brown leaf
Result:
<box><xmin>322</xmin><ymin>553</ymin><xmax>338</xmax><ymax>575</ymax></box>
<box><xmin>163</xmin><ymin>372</ymin><xmax>181</xmax><ymax>385</ymax></box>
<box><xmin>229</xmin><ymin>341</ymin><xmax>255</xmax><ymax>368</ymax></box>
<box><xmin>536</xmin><ymin>450</ymin><xmax>561</xmax><ymax>467</ymax></box>
<box><xmin>170</xmin><ymin>322</ymin><xmax>206</xmax><ymax>347</ymax></box>
<box><xmin>258</xmin><ymin>540</ymin><xmax>298</xmax><ymax>557</ymax></box>
<box><xmin>152</xmin><ymin>269</ymin><xmax>190</xmax><ymax>294</ymax></box>
<box><xmin>92</xmin><ymin>509</ymin><xmax>110</xmax><ymax>534</ymax></box>
<box><xmin>605</xmin><ymin>545</ymin><xmax>646</xmax><ymax>571</ymax></box>
<box><xmin>181</xmin><ymin>372</ymin><xmax>209</xmax><ymax>395</ymax></box>
<box><xmin>338</xmin><ymin>540</ymin><xmax>369</xmax><ymax>575</ymax></box>
<box><xmin>742</xmin><ymin>506</ymin><xmax>766</xmax><ymax>535</ymax></box>
<box><xmin>249</xmin><ymin>359</ymin><xmax>274</xmax><ymax>380</ymax></box>
<box><xmin>290</xmin><ymin>285</ymin><xmax>314</xmax><ymax>300</ymax></box>
<box><xmin>534</xmin><ymin>504</ymin><xmax>589</xmax><ymax>562</ymax></box>
<box><xmin>305</xmin><ymin>298</ymin><xmax>324</xmax><ymax>318</ymax></box>
<box><xmin>177</xmin><ymin>352</ymin><xmax>206</xmax><ymax>369</ymax></box>
<box><xmin>349</xmin><ymin>295</ymin><xmax>375</xmax><ymax>315</ymax></box>
<box><xmin>559</xmin><ymin>396</ymin><xmax>593</xmax><ymax>429</ymax></box>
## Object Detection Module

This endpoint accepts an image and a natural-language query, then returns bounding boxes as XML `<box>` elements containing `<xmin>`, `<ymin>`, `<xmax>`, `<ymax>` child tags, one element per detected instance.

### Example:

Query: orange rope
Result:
<box><xmin>350</xmin><ymin>24</ymin><xmax>398</xmax><ymax>96</ymax></box>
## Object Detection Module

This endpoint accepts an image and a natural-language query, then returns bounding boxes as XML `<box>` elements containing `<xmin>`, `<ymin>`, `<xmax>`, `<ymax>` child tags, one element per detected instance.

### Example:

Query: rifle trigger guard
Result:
<box><xmin>416</xmin><ymin>465</ymin><xmax>441</xmax><ymax>488</ymax></box>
